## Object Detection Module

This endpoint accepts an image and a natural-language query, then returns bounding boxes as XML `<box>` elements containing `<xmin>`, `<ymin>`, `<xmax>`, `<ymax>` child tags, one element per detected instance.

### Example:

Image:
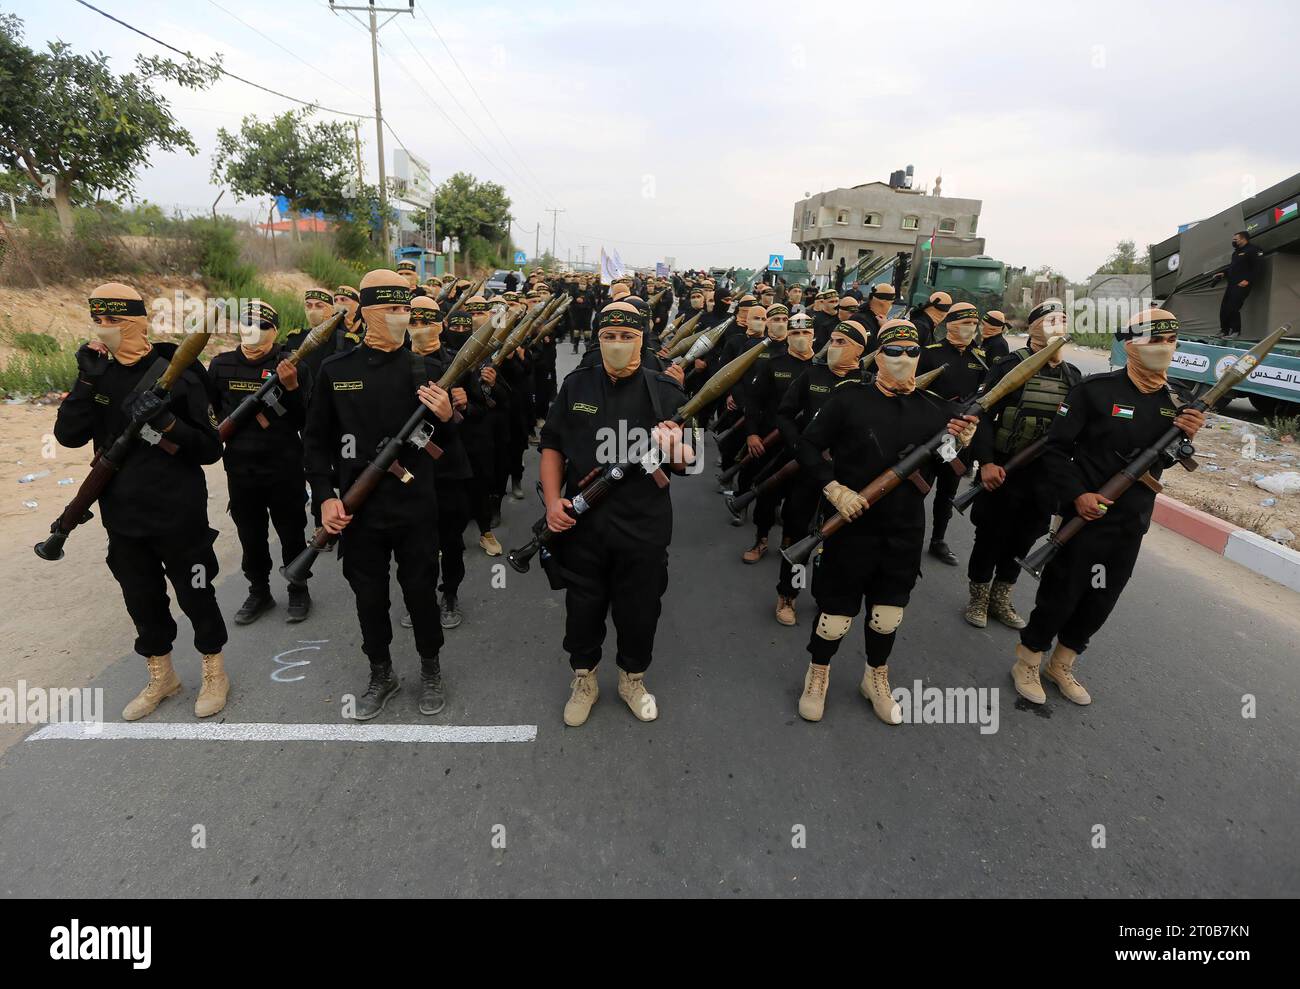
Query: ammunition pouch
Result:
<box><xmin>993</xmin><ymin>350</ymin><xmax>1071</xmax><ymax>457</ymax></box>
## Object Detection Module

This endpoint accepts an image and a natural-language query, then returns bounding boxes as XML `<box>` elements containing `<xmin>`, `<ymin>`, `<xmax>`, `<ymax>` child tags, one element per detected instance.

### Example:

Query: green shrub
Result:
<box><xmin>11</xmin><ymin>331</ymin><xmax>60</xmax><ymax>355</ymax></box>
<box><xmin>0</xmin><ymin>348</ymin><xmax>77</xmax><ymax>396</ymax></box>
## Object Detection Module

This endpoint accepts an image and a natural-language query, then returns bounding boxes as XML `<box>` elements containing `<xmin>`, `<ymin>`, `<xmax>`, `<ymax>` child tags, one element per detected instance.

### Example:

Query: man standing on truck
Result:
<box><xmin>1212</xmin><ymin>230</ymin><xmax>1263</xmax><ymax>338</ymax></box>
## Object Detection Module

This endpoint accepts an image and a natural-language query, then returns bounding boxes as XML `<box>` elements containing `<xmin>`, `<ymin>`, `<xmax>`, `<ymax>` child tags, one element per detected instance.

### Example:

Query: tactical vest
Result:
<box><xmin>993</xmin><ymin>349</ymin><xmax>1072</xmax><ymax>455</ymax></box>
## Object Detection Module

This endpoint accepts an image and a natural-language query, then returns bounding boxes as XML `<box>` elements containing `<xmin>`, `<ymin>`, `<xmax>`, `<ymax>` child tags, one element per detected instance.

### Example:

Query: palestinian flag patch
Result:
<box><xmin>1111</xmin><ymin>404</ymin><xmax>1134</xmax><ymax>420</ymax></box>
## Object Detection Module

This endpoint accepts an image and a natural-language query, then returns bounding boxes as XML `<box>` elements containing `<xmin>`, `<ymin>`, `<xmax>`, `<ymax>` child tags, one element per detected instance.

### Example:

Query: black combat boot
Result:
<box><xmin>286</xmin><ymin>583</ymin><xmax>311</xmax><ymax>623</ymax></box>
<box><xmin>419</xmin><ymin>657</ymin><xmax>446</xmax><ymax>716</ymax></box>
<box><xmin>352</xmin><ymin>664</ymin><xmax>399</xmax><ymax>721</ymax></box>
<box><xmin>234</xmin><ymin>585</ymin><xmax>274</xmax><ymax>625</ymax></box>
<box><xmin>928</xmin><ymin>540</ymin><xmax>959</xmax><ymax>566</ymax></box>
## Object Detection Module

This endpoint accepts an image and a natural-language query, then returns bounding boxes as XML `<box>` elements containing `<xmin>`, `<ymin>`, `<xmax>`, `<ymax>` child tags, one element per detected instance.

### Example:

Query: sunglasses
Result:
<box><xmin>880</xmin><ymin>344</ymin><xmax>921</xmax><ymax>358</ymax></box>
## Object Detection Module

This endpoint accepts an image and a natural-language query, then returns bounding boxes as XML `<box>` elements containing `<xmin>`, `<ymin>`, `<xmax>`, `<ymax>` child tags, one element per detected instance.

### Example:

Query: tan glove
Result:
<box><xmin>824</xmin><ymin>480</ymin><xmax>866</xmax><ymax>520</ymax></box>
<box><xmin>957</xmin><ymin>418</ymin><xmax>977</xmax><ymax>447</ymax></box>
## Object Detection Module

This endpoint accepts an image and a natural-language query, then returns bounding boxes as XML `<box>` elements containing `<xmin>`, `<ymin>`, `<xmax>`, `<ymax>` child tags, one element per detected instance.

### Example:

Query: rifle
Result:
<box><xmin>723</xmin><ymin>363</ymin><xmax>942</xmax><ymax>513</ymax></box>
<box><xmin>34</xmin><ymin>325</ymin><xmax>214</xmax><ymax>561</ymax></box>
<box><xmin>782</xmin><ymin>337</ymin><xmax>1066</xmax><ymax>566</ymax></box>
<box><xmin>951</xmin><ymin>434</ymin><xmax>1049</xmax><ymax>514</ymax></box>
<box><xmin>1017</xmin><ymin>324</ymin><xmax>1289</xmax><ymax>579</ymax></box>
<box><xmin>507</xmin><ymin>338</ymin><xmax>774</xmax><ymax>574</ymax></box>
<box><xmin>217</xmin><ymin>311</ymin><xmax>344</xmax><ymax>443</ymax></box>
<box><xmin>280</xmin><ymin>314</ymin><xmax>501</xmax><ymax>584</ymax></box>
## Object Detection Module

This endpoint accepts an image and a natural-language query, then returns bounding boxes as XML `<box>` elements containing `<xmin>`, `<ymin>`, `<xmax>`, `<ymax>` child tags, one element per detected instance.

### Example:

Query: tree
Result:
<box><xmin>212</xmin><ymin>108</ymin><xmax>354</xmax><ymax>242</ymax></box>
<box><xmin>0</xmin><ymin>12</ymin><xmax>218</xmax><ymax>236</ymax></box>
<box><xmin>420</xmin><ymin>171</ymin><xmax>511</xmax><ymax>247</ymax></box>
<box><xmin>1095</xmin><ymin>238</ymin><xmax>1150</xmax><ymax>275</ymax></box>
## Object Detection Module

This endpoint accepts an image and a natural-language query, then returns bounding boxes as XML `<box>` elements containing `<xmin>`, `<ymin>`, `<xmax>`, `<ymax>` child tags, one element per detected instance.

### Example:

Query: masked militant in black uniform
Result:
<box><xmin>55</xmin><ymin>282</ymin><xmax>229</xmax><ymax>721</ymax></box>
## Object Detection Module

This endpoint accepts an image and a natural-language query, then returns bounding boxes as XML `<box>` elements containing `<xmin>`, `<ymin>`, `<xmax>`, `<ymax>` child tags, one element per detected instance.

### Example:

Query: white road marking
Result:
<box><xmin>27</xmin><ymin>721</ymin><xmax>537</xmax><ymax>743</ymax></box>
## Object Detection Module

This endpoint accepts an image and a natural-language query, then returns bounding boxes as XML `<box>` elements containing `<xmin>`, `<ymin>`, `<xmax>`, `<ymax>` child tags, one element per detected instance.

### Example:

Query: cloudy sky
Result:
<box><xmin>11</xmin><ymin>0</ymin><xmax>1300</xmax><ymax>278</ymax></box>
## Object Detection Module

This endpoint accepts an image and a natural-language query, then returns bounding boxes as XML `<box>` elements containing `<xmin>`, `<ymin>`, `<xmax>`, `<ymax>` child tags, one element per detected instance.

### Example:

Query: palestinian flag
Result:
<box><xmin>1111</xmin><ymin>404</ymin><xmax>1134</xmax><ymax>420</ymax></box>
<box><xmin>1275</xmin><ymin>202</ymin><xmax>1298</xmax><ymax>224</ymax></box>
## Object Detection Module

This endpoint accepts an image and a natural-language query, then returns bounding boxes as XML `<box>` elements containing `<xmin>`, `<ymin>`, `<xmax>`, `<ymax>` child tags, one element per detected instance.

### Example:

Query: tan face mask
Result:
<box><xmin>788</xmin><ymin>332</ymin><xmax>812</xmax><ymax>356</ymax></box>
<box><xmin>946</xmin><ymin>320</ymin><xmax>978</xmax><ymax>347</ymax></box>
<box><xmin>767</xmin><ymin>319</ymin><xmax>789</xmax><ymax>342</ymax></box>
<box><xmin>363</xmin><ymin>308</ymin><xmax>408</xmax><ymax>352</ymax></box>
<box><xmin>240</xmin><ymin>327</ymin><xmax>278</xmax><ymax>361</ymax></box>
<box><xmin>876</xmin><ymin>354</ymin><xmax>919</xmax><ymax>394</ymax></box>
<box><xmin>870</xmin><ymin>296</ymin><xmax>892</xmax><ymax>318</ymax></box>
<box><xmin>1029</xmin><ymin>316</ymin><xmax>1067</xmax><ymax>365</ymax></box>
<box><xmin>827</xmin><ymin>339</ymin><xmax>864</xmax><ymax>375</ymax></box>
<box><xmin>95</xmin><ymin>316</ymin><xmax>151</xmax><ymax>366</ymax></box>
<box><xmin>409</xmin><ymin>322</ymin><xmax>441</xmax><ymax>354</ymax></box>
<box><xmin>306</xmin><ymin>306</ymin><xmax>331</xmax><ymax>328</ymax></box>
<box><xmin>1125</xmin><ymin>339</ymin><xmax>1175</xmax><ymax>393</ymax></box>
<box><xmin>600</xmin><ymin>338</ymin><xmax>641</xmax><ymax>379</ymax></box>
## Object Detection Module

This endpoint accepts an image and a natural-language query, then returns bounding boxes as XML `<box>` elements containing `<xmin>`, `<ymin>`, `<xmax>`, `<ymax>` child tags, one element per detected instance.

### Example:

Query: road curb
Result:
<box><xmin>1152</xmin><ymin>493</ymin><xmax>1300</xmax><ymax>592</ymax></box>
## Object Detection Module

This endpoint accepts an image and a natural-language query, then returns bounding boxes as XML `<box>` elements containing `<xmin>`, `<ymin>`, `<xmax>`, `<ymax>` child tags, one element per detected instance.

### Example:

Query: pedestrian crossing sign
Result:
<box><xmin>768</xmin><ymin>254</ymin><xmax>784</xmax><ymax>271</ymax></box>
<box><xmin>513</xmin><ymin>251</ymin><xmax>527</xmax><ymax>265</ymax></box>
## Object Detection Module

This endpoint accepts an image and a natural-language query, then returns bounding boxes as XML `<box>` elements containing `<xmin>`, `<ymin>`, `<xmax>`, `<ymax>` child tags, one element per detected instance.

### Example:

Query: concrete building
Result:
<box><xmin>791</xmin><ymin>168</ymin><xmax>982</xmax><ymax>284</ymax></box>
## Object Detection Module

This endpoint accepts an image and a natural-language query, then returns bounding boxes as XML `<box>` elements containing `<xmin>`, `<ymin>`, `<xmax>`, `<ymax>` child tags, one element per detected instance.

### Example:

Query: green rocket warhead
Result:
<box><xmin>661</xmin><ymin>310</ymin><xmax>703</xmax><ymax>351</ymax></box>
<box><xmin>672</xmin><ymin>319</ymin><xmax>733</xmax><ymax>368</ymax></box>
<box><xmin>675</xmin><ymin>337</ymin><xmax>771</xmax><ymax>422</ymax></box>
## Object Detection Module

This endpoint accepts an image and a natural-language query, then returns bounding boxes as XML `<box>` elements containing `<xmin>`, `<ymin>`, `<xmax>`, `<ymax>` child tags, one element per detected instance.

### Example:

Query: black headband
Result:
<box><xmin>89</xmin><ymin>297</ymin><xmax>147</xmax><ymax>317</ymax></box>
<box><xmin>239</xmin><ymin>301</ymin><xmax>279</xmax><ymax>330</ymax></box>
<box><xmin>1028</xmin><ymin>301</ymin><xmax>1065</xmax><ymax>324</ymax></box>
<box><xmin>982</xmin><ymin>313</ymin><xmax>1007</xmax><ymax>328</ymax></box>
<box><xmin>833</xmin><ymin>320</ymin><xmax>869</xmax><ymax>349</ymax></box>
<box><xmin>597</xmin><ymin>307</ymin><xmax>644</xmax><ymax>331</ymax></box>
<box><xmin>304</xmin><ymin>289</ymin><xmax>332</xmax><ymax>305</ymax></box>
<box><xmin>408</xmin><ymin>306</ymin><xmax>440</xmax><ymax>326</ymax></box>
<box><xmin>1120</xmin><ymin>315</ymin><xmax>1181</xmax><ymax>340</ymax></box>
<box><xmin>335</xmin><ymin>286</ymin><xmax>360</xmax><ymax>302</ymax></box>
<box><xmin>359</xmin><ymin>284</ymin><xmax>411</xmax><ymax>307</ymax></box>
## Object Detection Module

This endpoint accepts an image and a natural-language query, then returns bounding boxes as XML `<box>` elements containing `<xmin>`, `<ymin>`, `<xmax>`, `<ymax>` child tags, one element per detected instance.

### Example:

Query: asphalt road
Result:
<box><xmin>1</xmin><ymin>346</ymin><xmax>1297</xmax><ymax>898</ymax></box>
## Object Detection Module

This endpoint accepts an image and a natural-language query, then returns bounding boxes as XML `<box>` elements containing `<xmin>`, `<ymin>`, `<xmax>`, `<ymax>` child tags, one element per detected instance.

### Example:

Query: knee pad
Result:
<box><xmin>868</xmin><ymin>604</ymin><xmax>904</xmax><ymax>634</ymax></box>
<box><xmin>815</xmin><ymin>613</ymin><xmax>852</xmax><ymax>641</ymax></box>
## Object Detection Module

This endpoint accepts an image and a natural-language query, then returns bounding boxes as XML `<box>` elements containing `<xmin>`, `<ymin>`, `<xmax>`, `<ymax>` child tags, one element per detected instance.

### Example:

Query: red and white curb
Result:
<box><xmin>1152</xmin><ymin>494</ymin><xmax>1300</xmax><ymax>593</ymax></box>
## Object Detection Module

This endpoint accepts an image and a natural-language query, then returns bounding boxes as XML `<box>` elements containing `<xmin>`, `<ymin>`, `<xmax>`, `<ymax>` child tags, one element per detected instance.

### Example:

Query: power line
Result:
<box><xmin>415</xmin><ymin>5</ymin><xmax>558</xmax><ymax>208</ymax></box>
<box><xmin>393</xmin><ymin>21</ymin><xmax>553</xmax><ymax>210</ymax></box>
<box><xmin>205</xmin><ymin>0</ymin><xmax>372</xmax><ymax>109</ymax></box>
<box><xmin>73</xmin><ymin>0</ymin><xmax>369</xmax><ymax>119</ymax></box>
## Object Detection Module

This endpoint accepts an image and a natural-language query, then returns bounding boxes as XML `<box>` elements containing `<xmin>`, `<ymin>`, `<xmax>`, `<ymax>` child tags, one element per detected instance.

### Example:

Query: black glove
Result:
<box><xmin>125</xmin><ymin>390</ymin><xmax>174</xmax><ymax>430</ymax></box>
<box><xmin>75</xmin><ymin>344</ymin><xmax>110</xmax><ymax>381</ymax></box>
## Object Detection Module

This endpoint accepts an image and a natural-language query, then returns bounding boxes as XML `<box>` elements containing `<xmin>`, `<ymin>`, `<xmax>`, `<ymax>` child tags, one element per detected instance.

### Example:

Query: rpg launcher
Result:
<box><xmin>783</xmin><ymin>337</ymin><xmax>1066</xmax><ymax>567</ymax></box>
<box><xmin>506</xmin><ymin>338</ymin><xmax>773</xmax><ymax>574</ymax></box>
<box><xmin>1017</xmin><ymin>324</ymin><xmax>1289</xmax><ymax>579</ymax></box>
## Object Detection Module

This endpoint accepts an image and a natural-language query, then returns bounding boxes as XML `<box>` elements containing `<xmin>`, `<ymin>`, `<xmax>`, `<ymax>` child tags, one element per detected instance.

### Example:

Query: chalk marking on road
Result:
<box><xmin>271</xmin><ymin>641</ymin><xmax>324</xmax><ymax>683</ymax></box>
<box><xmin>27</xmin><ymin>722</ymin><xmax>538</xmax><ymax>743</ymax></box>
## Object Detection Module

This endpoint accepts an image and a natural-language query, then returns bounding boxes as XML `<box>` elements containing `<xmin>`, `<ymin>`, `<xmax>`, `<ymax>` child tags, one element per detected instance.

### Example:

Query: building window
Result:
<box><xmin>828</xmin><ymin>244</ymin><xmax>834</xmax><ymax>259</ymax></box>
<box><xmin>835</xmin><ymin>209</ymin><xmax>849</xmax><ymax>225</ymax></box>
<box><xmin>901</xmin><ymin>215</ymin><xmax>919</xmax><ymax>231</ymax></box>
<box><xmin>805</xmin><ymin>210</ymin><xmax>814</xmax><ymax>226</ymax></box>
<box><xmin>862</xmin><ymin>212</ymin><xmax>880</xmax><ymax>227</ymax></box>
<box><xmin>857</xmin><ymin>248</ymin><xmax>872</xmax><ymax>260</ymax></box>
<box><xmin>938</xmin><ymin>218</ymin><xmax>957</xmax><ymax>234</ymax></box>
<box><xmin>969</xmin><ymin>215</ymin><xmax>979</xmax><ymax>234</ymax></box>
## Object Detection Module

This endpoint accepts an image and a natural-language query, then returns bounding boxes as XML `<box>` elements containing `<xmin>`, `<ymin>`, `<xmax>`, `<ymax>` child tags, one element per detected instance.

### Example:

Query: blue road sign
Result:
<box><xmin>768</xmin><ymin>254</ymin><xmax>784</xmax><ymax>271</ymax></box>
<box><xmin>513</xmin><ymin>251</ymin><xmax>527</xmax><ymax>265</ymax></box>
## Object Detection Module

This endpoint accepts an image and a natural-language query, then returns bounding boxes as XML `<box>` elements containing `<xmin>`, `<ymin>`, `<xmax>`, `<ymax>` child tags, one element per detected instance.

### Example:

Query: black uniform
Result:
<box><xmin>980</xmin><ymin>332</ymin><xmax>1011</xmax><ymax>361</ymax></box>
<box><xmin>208</xmin><ymin>344</ymin><xmax>313</xmax><ymax>596</ymax></box>
<box><xmin>910</xmin><ymin>307</ymin><xmax>939</xmax><ymax>347</ymax></box>
<box><xmin>742</xmin><ymin>343</ymin><xmax>807</xmax><ymax>540</ymax></box>
<box><xmin>303</xmin><ymin>344</ymin><xmax>457</xmax><ymax>670</ymax></box>
<box><xmin>797</xmin><ymin>381</ymin><xmax>958</xmax><ymax>666</ymax></box>
<box><xmin>539</xmin><ymin>364</ymin><xmax>687</xmax><ymax>673</ymax></box>
<box><xmin>425</xmin><ymin>344</ymin><xmax>478</xmax><ymax>603</ymax></box>
<box><xmin>917</xmin><ymin>339</ymin><xmax>988</xmax><ymax>548</ymax></box>
<box><xmin>569</xmin><ymin>289</ymin><xmax>595</xmax><ymax>350</ymax></box>
<box><xmin>54</xmin><ymin>343</ymin><xmax>227</xmax><ymax>658</ymax></box>
<box><xmin>1021</xmin><ymin>369</ymin><xmax>1182</xmax><ymax>655</ymax></box>
<box><xmin>714</xmin><ymin>334</ymin><xmax>765</xmax><ymax>472</ymax></box>
<box><xmin>811</xmin><ymin>309</ymin><xmax>838</xmax><ymax>352</ymax></box>
<box><xmin>966</xmin><ymin>349</ymin><xmax>1082</xmax><ymax>585</ymax></box>
<box><xmin>1220</xmin><ymin>241</ymin><xmax>1263</xmax><ymax>336</ymax></box>
<box><xmin>773</xmin><ymin>362</ymin><xmax>856</xmax><ymax>601</ymax></box>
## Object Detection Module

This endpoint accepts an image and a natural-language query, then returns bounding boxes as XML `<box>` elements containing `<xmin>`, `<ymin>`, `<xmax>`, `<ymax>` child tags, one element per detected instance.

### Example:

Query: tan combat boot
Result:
<box><xmin>964</xmin><ymin>581</ymin><xmax>990</xmax><ymax>628</ymax></box>
<box><xmin>859</xmin><ymin>663</ymin><xmax>902</xmax><ymax>725</ymax></box>
<box><xmin>742</xmin><ymin>536</ymin><xmax>768</xmax><ymax>564</ymax></box>
<box><xmin>194</xmin><ymin>652</ymin><xmax>230</xmax><ymax>718</ymax></box>
<box><xmin>479</xmin><ymin>532</ymin><xmax>503</xmax><ymax>557</ymax></box>
<box><xmin>1011</xmin><ymin>643</ymin><xmax>1046</xmax><ymax>704</ymax></box>
<box><xmin>988</xmin><ymin>580</ymin><xmax>1027</xmax><ymax>629</ymax></box>
<box><xmin>617</xmin><ymin>669</ymin><xmax>658</xmax><ymax>722</ymax></box>
<box><xmin>563</xmin><ymin>668</ymin><xmax>599</xmax><ymax>727</ymax></box>
<box><xmin>775</xmin><ymin>595</ymin><xmax>797</xmax><ymax>626</ymax></box>
<box><xmin>798</xmin><ymin>662</ymin><xmax>830</xmax><ymax>722</ymax></box>
<box><xmin>1043</xmin><ymin>644</ymin><xmax>1092</xmax><ymax>705</ymax></box>
<box><xmin>122</xmin><ymin>654</ymin><xmax>183</xmax><ymax>722</ymax></box>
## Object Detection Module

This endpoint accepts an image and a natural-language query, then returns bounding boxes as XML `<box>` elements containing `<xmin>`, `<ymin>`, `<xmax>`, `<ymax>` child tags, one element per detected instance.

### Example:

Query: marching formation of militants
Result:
<box><xmin>54</xmin><ymin>265</ymin><xmax>1204</xmax><ymax>727</ymax></box>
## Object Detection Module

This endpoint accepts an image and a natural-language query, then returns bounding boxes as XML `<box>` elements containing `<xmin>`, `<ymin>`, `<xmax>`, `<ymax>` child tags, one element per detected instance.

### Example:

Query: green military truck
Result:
<box><xmin>839</xmin><ymin>235</ymin><xmax>1007</xmax><ymax>315</ymax></box>
<box><xmin>1112</xmin><ymin>171</ymin><xmax>1300</xmax><ymax>415</ymax></box>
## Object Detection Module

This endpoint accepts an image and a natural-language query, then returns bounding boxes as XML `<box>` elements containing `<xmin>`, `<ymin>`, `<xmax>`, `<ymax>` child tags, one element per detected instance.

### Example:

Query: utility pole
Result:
<box><xmin>328</xmin><ymin>0</ymin><xmax>414</xmax><ymax>258</ymax></box>
<box><xmin>534</xmin><ymin>222</ymin><xmax>540</xmax><ymax>263</ymax></box>
<box><xmin>579</xmin><ymin>245</ymin><xmax>586</xmax><ymax>269</ymax></box>
<box><xmin>546</xmin><ymin>208</ymin><xmax>565</xmax><ymax>261</ymax></box>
